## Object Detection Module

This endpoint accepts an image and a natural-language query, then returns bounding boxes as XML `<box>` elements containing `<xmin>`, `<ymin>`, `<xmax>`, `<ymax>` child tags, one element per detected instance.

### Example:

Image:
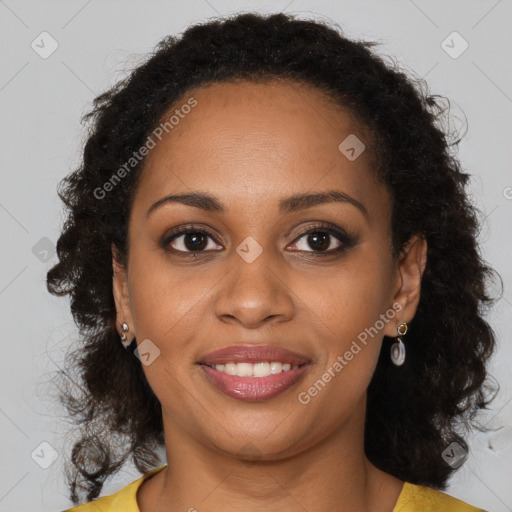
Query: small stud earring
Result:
<box><xmin>391</xmin><ymin>322</ymin><xmax>408</xmax><ymax>366</ymax></box>
<box><xmin>120</xmin><ymin>322</ymin><xmax>131</xmax><ymax>349</ymax></box>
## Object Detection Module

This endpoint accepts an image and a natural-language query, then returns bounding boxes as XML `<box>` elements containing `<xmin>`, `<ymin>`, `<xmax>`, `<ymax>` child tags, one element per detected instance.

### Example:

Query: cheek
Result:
<box><xmin>125</xmin><ymin>255</ymin><xmax>206</xmax><ymax>406</ymax></box>
<box><xmin>293</xmin><ymin>285</ymin><xmax>387</xmax><ymax>429</ymax></box>
<box><xmin>292</xmin><ymin>251</ymin><xmax>393</xmax><ymax>386</ymax></box>
<box><xmin>293</xmin><ymin>250</ymin><xmax>393</xmax><ymax>336</ymax></box>
<box><xmin>127</xmin><ymin>249</ymin><xmax>210</xmax><ymax>341</ymax></box>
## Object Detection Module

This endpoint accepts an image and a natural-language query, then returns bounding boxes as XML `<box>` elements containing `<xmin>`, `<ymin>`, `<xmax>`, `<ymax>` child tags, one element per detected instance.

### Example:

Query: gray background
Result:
<box><xmin>0</xmin><ymin>1</ymin><xmax>511</xmax><ymax>511</ymax></box>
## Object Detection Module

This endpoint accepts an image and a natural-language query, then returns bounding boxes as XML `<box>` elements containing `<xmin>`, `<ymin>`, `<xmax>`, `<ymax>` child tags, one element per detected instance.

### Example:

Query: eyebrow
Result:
<box><xmin>146</xmin><ymin>189</ymin><xmax>368</xmax><ymax>219</ymax></box>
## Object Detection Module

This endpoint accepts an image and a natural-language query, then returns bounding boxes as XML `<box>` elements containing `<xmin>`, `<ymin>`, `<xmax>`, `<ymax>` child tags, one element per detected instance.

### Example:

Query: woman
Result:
<box><xmin>48</xmin><ymin>12</ymin><xmax>497</xmax><ymax>512</ymax></box>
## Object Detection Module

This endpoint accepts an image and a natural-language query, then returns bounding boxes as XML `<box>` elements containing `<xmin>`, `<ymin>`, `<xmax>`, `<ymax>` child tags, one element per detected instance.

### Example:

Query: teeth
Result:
<box><xmin>236</xmin><ymin>363</ymin><xmax>253</xmax><ymax>377</ymax></box>
<box><xmin>253</xmin><ymin>362</ymin><xmax>271</xmax><ymax>377</ymax></box>
<box><xmin>212</xmin><ymin>361</ymin><xmax>300</xmax><ymax>377</ymax></box>
<box><xmin>270</xmin><ymin>361</ymin><xmax>282</xmax><ymax>374</ymax></box>
<box><xmin>224</xmin><ymin>363</ymin><xmax>236</xmax><ymax>375</ymax></box>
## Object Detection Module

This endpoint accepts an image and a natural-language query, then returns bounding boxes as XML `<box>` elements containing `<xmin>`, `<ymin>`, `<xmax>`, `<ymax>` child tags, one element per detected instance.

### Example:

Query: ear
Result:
<box><xmin>112</xmin><ymin>243</ymin><xmax>135</xmax><ymax>341</ymax></box>
<box><xmin>383</xmin><ymin>234</ymin><xmax>427</xmax><ymax>337</ymax></box>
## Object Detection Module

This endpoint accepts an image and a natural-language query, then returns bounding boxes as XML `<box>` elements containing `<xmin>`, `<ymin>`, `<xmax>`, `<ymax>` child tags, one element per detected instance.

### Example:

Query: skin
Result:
<box><xmin>112</xmin><ymin>79</ymin><xmax>427</xmax><ymax>512</ymax></box>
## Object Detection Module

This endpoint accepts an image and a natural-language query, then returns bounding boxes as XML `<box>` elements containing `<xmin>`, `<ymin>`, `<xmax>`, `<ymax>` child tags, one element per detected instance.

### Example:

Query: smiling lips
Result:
<box><xmin>198</xmin><ymin>344</ymin><xmax>311</xmax><ymax>402</ymax></box>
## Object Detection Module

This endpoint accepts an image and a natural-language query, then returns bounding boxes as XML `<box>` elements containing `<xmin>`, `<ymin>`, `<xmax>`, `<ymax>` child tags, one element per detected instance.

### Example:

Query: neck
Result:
<box><xmin>138</xmin><ymin>403</ymin><xmax>404</xmax><ymax>512</ymax></box>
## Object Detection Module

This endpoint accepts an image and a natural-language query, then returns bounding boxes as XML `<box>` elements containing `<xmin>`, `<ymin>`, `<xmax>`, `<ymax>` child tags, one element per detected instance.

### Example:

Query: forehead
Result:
<box><xmin>133</xmin><ymin>79</ymin><xmax>385</xmax><ymax>218</ymax></box>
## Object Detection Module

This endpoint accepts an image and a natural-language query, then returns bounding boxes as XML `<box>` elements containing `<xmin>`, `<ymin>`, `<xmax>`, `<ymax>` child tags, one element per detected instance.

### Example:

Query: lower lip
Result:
<box><xmin>200</xmin><ymin>364</ymin><xmax>310</xmax><ymax>402</ymax></box>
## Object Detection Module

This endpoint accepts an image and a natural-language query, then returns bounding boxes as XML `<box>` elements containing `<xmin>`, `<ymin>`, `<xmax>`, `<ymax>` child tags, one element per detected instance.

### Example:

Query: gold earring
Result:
<box><xmin>391</xmin><ymin>322</ymin><xmax>408</xmax><ymax>366</ymax></box>
<box><xmin>120</xmin><ymin>322</ymin><xmax>131</xmax><ymax>349</ymax></box>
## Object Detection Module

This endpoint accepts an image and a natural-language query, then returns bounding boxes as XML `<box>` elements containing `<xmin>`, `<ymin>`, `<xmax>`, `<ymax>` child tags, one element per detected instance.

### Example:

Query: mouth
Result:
<box><xmin>197</xmin><ymin>344</ymin><xmax>311</xmax><ymax>402</ymax></box>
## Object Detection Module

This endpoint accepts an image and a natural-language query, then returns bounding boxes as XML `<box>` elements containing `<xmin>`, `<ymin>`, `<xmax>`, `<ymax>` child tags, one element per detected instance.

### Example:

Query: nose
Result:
<box><xmin>213</xmin><ymin>248</ymin><xmax>295</xmax><ymax>330</ymax></box>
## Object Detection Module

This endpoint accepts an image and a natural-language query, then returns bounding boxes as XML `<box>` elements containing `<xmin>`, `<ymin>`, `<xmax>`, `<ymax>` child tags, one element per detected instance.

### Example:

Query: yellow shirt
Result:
<box><xmin>61</xmin><ymin>464</ymin><xmax>487</xmax><ymax>511</ymax></box>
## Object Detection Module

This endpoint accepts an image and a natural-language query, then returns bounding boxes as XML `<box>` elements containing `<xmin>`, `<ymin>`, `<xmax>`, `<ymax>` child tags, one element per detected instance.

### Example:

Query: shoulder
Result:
<box><xmin>60</xmin><ymin>464</ymin><xmax>167</xmax><ymax>512</ymax></box>
<box><xmin>394</xmin><ymin>481</ymin><xmax>488</xmax><ymax>512</ymax></box>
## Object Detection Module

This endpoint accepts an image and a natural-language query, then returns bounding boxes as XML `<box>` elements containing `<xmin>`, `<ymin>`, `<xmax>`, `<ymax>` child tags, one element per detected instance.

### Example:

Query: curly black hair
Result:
<box><xmin>46</xmin><ymin>11</ymin><xmax>499</xmax><ymax>505</ymax></box>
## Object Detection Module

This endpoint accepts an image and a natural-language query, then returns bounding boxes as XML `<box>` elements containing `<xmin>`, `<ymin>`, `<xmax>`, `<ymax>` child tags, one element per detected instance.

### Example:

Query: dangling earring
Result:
<box><xmin>120</xmin><ymin>322</ymin><xmax>131</xmax><ymax>349</ymax></box>
<box><xmin>391</xmin><ymin>322</ymin><xmax>408</xmax><ymax>366</ymax></box>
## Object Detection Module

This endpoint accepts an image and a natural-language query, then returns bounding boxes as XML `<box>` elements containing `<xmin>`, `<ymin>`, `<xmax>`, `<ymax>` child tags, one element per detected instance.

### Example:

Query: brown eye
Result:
<box><xmin>162</xmin><ymin>228</ymin><xmax>223</xmax><ymax>254</ymax></box>
<box><xmin>290</xmin><ymin>231</ymin><xmax>342</xmax><ymax>252</ymax></box>
<box><xmin>288</xmin><ymin>222</ymin><xmax>355</xmax><ymax>255</ymax></box>
<box><xmin>307</xmin><ymin>232</ymin><xmax>334</xmax><ymax>251</ymax></box>
<box><xmin>178</xmin><ymin>232</ymin><xmax>209</xmax><ymax>251</ymax></box>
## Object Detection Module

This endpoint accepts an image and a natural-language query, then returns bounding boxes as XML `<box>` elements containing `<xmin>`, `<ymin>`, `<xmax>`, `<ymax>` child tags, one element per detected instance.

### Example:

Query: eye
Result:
<box><xmin>160</xmin><ymin>222</ymin><xmax>356</xmax><ymax>256</ymax></box>
<box><xmin>161</xmin><ymin>225</ymin><xmax>222</xmax><ymax>254</ymax></box>
<box><xmin>287</xmin><ymin>222</ymin><xmax>354</xmax><ymax>255</ymax></box>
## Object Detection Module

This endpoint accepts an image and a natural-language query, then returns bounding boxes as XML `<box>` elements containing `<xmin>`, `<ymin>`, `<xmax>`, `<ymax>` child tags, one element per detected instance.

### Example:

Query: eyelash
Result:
<box><xmin>160</xmin><ymin>222</ymin><xmax>356</xmax><ymax>258</ymax></box>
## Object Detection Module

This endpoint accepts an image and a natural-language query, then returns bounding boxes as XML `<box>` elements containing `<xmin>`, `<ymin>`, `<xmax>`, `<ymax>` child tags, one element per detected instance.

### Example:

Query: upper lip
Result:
<box><xmin>199</xmin><ymin>344</ymin><xmax>312</xmax><ymax>366</ymax></box>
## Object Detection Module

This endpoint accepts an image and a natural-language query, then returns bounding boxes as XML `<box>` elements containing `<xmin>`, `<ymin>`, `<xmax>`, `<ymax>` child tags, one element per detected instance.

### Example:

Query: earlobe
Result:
<box><xmin>384</xmin><ymin>234</ymin><xmax>427</xmax><ymax>336</ymax></box>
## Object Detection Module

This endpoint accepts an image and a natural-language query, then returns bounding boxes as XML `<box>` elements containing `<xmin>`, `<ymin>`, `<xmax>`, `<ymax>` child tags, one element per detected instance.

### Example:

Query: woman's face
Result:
<box><xmin>113</xmin><ymin>80</ymin><xmax>424</xmax><ymax>460</ymax></box>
